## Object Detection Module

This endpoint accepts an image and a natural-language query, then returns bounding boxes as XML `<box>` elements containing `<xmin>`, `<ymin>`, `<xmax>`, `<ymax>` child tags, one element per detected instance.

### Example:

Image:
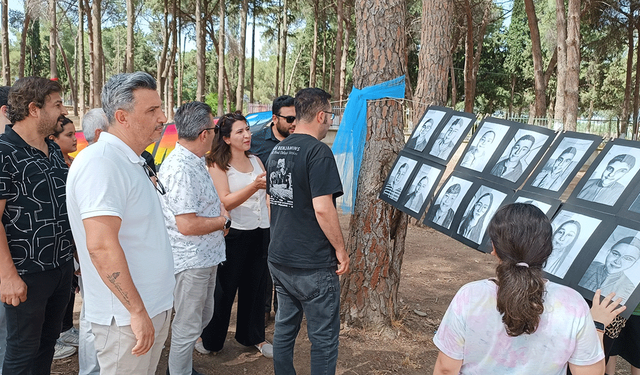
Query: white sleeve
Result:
<box><xmin>568</xmin><ymin>300</ymin><xmax>605</xmax><ymax>366</ymax></box>
<box><xmin>73</xmin><ymin>156</ymin><xmax>127</xmax><ymax>220</ymax></box>
<box><xmin>433</xmin><ymin>287</ymin><xmax>467</xmax><ymax>360</ymax></box>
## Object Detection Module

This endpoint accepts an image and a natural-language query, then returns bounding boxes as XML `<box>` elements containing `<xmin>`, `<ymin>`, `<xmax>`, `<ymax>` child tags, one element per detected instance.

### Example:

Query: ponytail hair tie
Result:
<box><xmin>516</xmin><ymin>262</ymin><xmax>529</xmax><ymax>268</ymax></box>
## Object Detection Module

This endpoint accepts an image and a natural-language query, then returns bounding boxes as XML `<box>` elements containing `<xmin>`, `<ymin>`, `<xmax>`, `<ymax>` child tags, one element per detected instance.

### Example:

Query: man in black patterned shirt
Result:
<box><xmin>0</xmin><ymin>77</ymin><xmax>74</xmax><ymax>375</ymax></box>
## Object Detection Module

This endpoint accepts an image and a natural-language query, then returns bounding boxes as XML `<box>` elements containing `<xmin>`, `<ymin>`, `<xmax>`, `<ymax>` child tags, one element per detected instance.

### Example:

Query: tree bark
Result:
<box><xmin>218</xmin><ymin>0</ymin><xmax>225</xmax><ymax>115</ymax></box>
<box><xmin>339</xmin><ymin>5</ymin><xmax>351</xmax><ymax>101</ymax></box>
<box><xmin>464</xmin><ymin>0</ymin><xmax>491</xmax><ymax>113</ymax></box>
<box><xmin>78</xmin><ymin>0</ymin><xmax>85</xmax><ymax>113</ymax></box>
<box><xmin>125</xmin><ymin>0</ymin><xmax>135</xmax><ymax>72</ymax></box>
<box><xmin>250</xmin><ymin>0</ymin><xmax>256</xmax><ymax>103</ymax></box>
<box><xmin>195</xmin><ymin>0</ymin><xmax>206</xmax><ymax>101</ymax></box>
<box><xmin>621</xmin><ymin>23</ymin><xmax>634</xmax><ymax>137</ymax></box>
<box><xmin>91</xmin><ymin>0</ymin><xmax>103</xmax><ymax>106</ymax></box>
<box><xmin>414</xmin><ymin>0</ymin><xmax>452</xmax><ymax>121</ymax></box>
<box><xmin>341</xmin><ymin>0</ymin><xmax>407</xmax><ymax>329</ymax></box>
<box><xmin>564</xmin><ymin>0</ymin><xmax>580</xmax><ymax>131</ymax></box>
<box><xmin>553</xmin><ymin>0</ymin><xmax>567</xmax><ymax>129</ymax></box>
<box><xmin>157</xmin><ymin>0</ymin><xmax>169</xmax><ymax>104</ymax></box>
<box><xmin>332</xmin><ymin>0</ymin><xmax>343</xmax><ymax>97</ymax></box>
<box><xmin>236</xmin><ymin>0</ymin><xmax>249</xmax><ymax>112</ymax></box>
<box><xmin>19</xmin><ymin>13</ymin><xmax>30</xmax><ymax>79</ymax></box>
<box><xmin>309</xmin><ymin>0</ymin><xmax>318</xmax><ymax>87</ymax></box>
<box><xmin>279</xmin><ymin>0</ymin><xmax>287</xmax><ymax>97</ymax></box>
<box><xmin>85</xmin><ymin>0</ymin><xmax>94</xmax><ymax>107</ymax></box>
<box><xmin>1</xmin><ymin>0</ymin><xmax>9</xmax><ymax>84</ymax></box>
<box><xmin>49</xmin><ymin>0</ymin><xmax>57</xmax><ymax>79</ymax></box>
<box><xmin>57</xmin><ymin>38</ymin><xmax>77</xmax><ymax>115</ymax></box>
<box><xmin>524</xmin><ymin>0</ymin><xmax>546</xmax><ymax>119</ymax></box>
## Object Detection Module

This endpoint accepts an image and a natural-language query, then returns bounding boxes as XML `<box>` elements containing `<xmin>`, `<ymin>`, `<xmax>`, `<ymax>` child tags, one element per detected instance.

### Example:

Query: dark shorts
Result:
<box><xmin>610</xmin><ymin>314</ymin><xmax>640</xmax><ymax>368</ymax></box>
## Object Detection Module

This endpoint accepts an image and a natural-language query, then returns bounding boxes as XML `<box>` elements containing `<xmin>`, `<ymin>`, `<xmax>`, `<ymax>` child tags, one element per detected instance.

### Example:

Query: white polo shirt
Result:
<box><xmin>66</xmin><ymin>132</ymin><xmax>175</xmax><ymax>326</ymax></box>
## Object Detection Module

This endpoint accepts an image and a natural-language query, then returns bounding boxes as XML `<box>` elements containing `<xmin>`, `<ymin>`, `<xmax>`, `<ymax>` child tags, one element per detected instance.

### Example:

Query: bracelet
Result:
<box><xmin>594</xmin><ymin>321</ymin><xmax>605</xmax><ymax>332</ymax></box>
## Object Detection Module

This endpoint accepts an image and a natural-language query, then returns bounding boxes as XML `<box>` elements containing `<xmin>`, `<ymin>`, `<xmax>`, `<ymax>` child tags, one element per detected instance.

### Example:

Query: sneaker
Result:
<box><xmin>255</xmin><ymin>341</ymin><xmax>273</xmax><ymax>359</ymax></box>
<box><xmin>194</xmin><ymin>339</ymin><xmax>210</xmax><ymax>354</ymax></box>
<box><xmin>53</xmin><ymin>341</ymin><xmax>77</xmax><ymax>359</ymax></box>
<box><xmin>58</xmin><ymin>327</ymin><xmax>79</xmax><ymax>347</ymax></box>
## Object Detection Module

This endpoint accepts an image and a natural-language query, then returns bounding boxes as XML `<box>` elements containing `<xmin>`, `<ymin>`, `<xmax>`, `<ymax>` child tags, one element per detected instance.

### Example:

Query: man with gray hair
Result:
<box><xmin>66</xmin><ymin>71</ymin><xmax>174</xmax><ymax>374</ymax></box>
<box><xmin>158</xmin><ymin>101</ymin><xmax>228</xmax><ymax>375</ymax></box>
<box><xmin>82</xmin><ymin>108</ymin><xmax>109</xmax><ymax>144</ymax></box>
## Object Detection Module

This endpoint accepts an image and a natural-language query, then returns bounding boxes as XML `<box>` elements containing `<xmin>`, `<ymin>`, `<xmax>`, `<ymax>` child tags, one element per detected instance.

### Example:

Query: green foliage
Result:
<box><xmin>25</xmin><ymin>20</ymin><xmax>45</xmax><ymax>78</ymax></box>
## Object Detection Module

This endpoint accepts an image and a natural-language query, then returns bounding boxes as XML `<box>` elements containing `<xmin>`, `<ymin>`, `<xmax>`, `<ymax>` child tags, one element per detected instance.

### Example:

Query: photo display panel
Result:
<box><xmin>479</xmin><ymin>120</ymin><xmax>556</xmax><ymax>189</ymax></box>
<box><xmin>395</xmin><ymin>160</ymin><xmax>446</xmax><ymax>219</ymax></box>
<box><xmin>522</xmin><ymin>132</ymin><xmax>602</xmax><ymax>198</ymax></box>
<box><xmin>567</xmin><ymin>138</ymin><xmax>640</xmax><ymax>213</ymax></box>
<box><xmin>568</xmin><ymin>216</ymin><xmax>640</xmax><ymax>319</ymax></box>
<box><xmin>424</xmin><ymin>171</ymin><xmax>476</xmax><ymax>235</ymax></box>
<box><xmin>449</xmin><ymin>178</ymin><xmax>515</xmax><ymax>251</ymax></box>
<box><xmin>512</xmin><ymin>190</ymin><xmax>561</xmax><ymax>218</ymax></box>
<box><xmin>404</xmin><ymin>106</ymin><xmax>450</xmax><ymax>154</ymax></box>
<box><xmin>379</xmin><ymin>151</ymin><xmax>420</xmax><ymax>207</ymax></box>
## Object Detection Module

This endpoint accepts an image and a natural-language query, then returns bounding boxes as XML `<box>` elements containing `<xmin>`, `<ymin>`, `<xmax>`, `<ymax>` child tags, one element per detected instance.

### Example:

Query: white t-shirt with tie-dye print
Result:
<box><xmin>433</xmin><ymin>279</ymin><xmax>603</xmax><ymax>374</ymax></box>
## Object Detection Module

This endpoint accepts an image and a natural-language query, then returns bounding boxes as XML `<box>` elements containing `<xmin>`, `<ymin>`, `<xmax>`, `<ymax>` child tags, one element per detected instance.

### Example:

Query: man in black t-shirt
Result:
<box><xmin>0</xmin><ymin>77</ymin><xmax>74</xmax><ymax>374</ymax></box>
<box><xmin>266</xmin><ymin>88</ymin><xmax>349</xmax><ymax>374</ymax></box>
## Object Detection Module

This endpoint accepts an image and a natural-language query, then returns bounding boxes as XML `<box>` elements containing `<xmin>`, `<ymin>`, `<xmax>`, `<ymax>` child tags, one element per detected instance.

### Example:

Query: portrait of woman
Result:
<box><xmin>458</xmin><ymin>192</ymin><xmax>494</xmax><ymax>243</ymax></box>
<box><xmin>544</xmin><ymin>220</ymin><xmax>581</xmax><ymax>277</ymax></box>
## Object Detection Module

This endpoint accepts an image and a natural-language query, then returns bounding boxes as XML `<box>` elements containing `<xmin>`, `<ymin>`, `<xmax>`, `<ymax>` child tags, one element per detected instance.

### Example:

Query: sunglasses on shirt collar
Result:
<box><xmin>276</xmin><ymin>114</ymin><xmax>296</xmax><ymax>124</ymax></box>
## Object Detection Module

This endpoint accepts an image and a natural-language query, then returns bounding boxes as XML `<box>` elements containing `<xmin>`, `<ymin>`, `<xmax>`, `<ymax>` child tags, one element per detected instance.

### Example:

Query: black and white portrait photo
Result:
<box><xmin>578</xmin><ymin>226</ymin><xmax>640</xmax><ymax>304</ymax></box>
<box><xmin>530</xmin><ymin>137</ymin><xmax>595</xmax><ymax>192</ymax></box>
<box><xmin>429</xmin><ymin>116</ymin><xmax>471</xmax><ymax>160</ymax></box>
<box><xmin>514</xmin><ymin>197</ymin><xmax>553</xmax><ymax>215</ymax></box>
<box><xmin>460</xmin><ymin>121</ymin><xmax>509</xmax><ymax>172</ymax></box>
<box><xmin>490</xmin><ymin>130</ymin><xmax>550</xmax><ymax>183</ymax></box>
<box><xmin>576</xmin><ymin>145</ymin><xmax>640</xmax><ymax>206</ymax></box>
<box><xmin>543</xmin><ymin>211</ymin><xmax>602</xmax><ymax>279</ymax></box>
<box><xmin>405</xmin><ymin>108</ymin><xmax>446</xmax><ymax>152</ymax></box>
<box><xmin>381</xmin><ymin>156</ymin><xmax>417</xmax><ymax>202</ymax></box>
<box><xmin>269</xmin><ymin>157</ymin><xmax>294</xmax><ymax>207</ymax></box>
<box><xmin>456</xmin><ymin>186</ymin><xmax>508</xmax><ymax>244</ymax></box>
<box><xmin>401</xmin><ymin>164</ymin><xmax>440</xmax><ymax>214</ymax></box>
<box><xmin>425</xmin><ymin>176</ymin><xmax>474</xmax><ymax>230</ymax></box>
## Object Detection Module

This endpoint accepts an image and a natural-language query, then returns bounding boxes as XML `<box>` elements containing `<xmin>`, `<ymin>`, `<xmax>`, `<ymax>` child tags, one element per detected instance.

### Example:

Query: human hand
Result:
<box><xmin>130</xmin><ymin>311</ymin><xmax>155</xmax><ymax>356</ymax></box>
<box><xmin>0</xmin><ymin>273</ymin><xmax>27</xmax><ymax>306</ymax></box>
<box><xmin>335</xmin><ymin>249</ymin><xmax>350</xmax><ymax>275</ymax></box>
<box><xmin>254</xmin><ymin>172</ymin><xmax>267</xmax><ymax>190</ymax></box>
<box><xmin>591</xmin><ymin>289</ymin><xmax>626</xmax><ymax>328</ymax></box>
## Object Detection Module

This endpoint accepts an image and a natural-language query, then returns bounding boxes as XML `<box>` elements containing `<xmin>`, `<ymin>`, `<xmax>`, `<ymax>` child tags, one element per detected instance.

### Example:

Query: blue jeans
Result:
<box><xmin>268</xmin><ymin>262</ymin><xmax>340</xmax><ymax>375</ymax></box>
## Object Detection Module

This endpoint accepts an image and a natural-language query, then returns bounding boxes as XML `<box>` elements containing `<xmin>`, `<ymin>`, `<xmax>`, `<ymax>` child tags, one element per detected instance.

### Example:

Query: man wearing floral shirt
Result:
<box><xmin>158</xmin><ymin>101</ymin><xmax>228</xmax><ymax>375</ymax></box>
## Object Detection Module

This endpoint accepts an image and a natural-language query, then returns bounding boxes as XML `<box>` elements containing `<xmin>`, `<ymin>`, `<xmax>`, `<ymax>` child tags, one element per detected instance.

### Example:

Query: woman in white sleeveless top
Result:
<box><xmin>200</xmin><ymin>112</ymin><xmax>273</xmax><ymax>357</ymax></box>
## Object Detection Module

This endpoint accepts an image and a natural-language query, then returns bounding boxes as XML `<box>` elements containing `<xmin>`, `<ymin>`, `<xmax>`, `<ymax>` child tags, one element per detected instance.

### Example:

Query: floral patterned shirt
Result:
<box><xmin>158</xmin><ymin>143</ymin><xmax>226</xmax><ymax>274</ymax></box>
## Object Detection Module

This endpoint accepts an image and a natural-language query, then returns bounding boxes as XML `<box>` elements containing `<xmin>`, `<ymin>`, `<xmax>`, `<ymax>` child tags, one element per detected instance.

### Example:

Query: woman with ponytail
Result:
<box><xmin>433</xmin><ymin>203</ymin><xmax>625</xmax><ymax>375</ymax></box>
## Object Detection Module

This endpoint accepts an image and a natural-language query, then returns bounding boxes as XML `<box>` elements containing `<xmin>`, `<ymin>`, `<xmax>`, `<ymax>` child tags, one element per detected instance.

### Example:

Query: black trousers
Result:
<box><xmin>3</xmin><ymin>260</ymin><xmax>73</xmax><ymax>375</ymax></box>
<box><xmin>201</xmin><ymin>228</ymin><xmax>269</xmax><ymax>352</ymax></box>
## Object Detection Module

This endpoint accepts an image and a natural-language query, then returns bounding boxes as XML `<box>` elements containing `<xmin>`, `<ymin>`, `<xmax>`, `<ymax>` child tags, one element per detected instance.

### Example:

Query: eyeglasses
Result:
<box><xmin>198</xmin><ymin>127</ymin><xmax>216</xmax><ymax>135</ymax></box>
<box><xmin>276</xmin><ymin>114</ymin><xmax>296</xmax><ymax>124</ymax></box>
<box><xmin>143</xmin><ymin>164</ymin><xmax>166</xmax><ymax>195</ymax></box>
<box><xmin>323</xmin><ymin>111</ymin><xmax>336</xmax><ymax>120</ymax></box>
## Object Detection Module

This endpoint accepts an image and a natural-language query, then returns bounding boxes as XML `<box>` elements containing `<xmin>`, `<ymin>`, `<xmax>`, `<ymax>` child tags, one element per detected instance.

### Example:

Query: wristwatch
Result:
<box><xmin>594</xmin><ymin>321</ymin><xmax>605</xmax><ymax>332</ymax></box>
<box><xmin>222</xmin><ymin>215</ymin><xmax>232</xmax><ymax>230</ymax></box>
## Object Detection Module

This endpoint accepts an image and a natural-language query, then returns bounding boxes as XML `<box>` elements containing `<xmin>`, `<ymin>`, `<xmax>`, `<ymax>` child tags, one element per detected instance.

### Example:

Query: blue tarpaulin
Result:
<box><xmin>332</xmin><ymin>75</ymin><xmax>406</xmax><ymax>213</ymax></box>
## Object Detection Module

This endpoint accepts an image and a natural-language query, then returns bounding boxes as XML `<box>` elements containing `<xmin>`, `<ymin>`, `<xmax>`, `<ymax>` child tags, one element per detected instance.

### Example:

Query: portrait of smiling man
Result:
<box><xmin>577</xmin><ymin>153</ymin><xmax>636</xmax><ymax>206</ymax></box>
<box><xmin>490</xmin><ymin>134</ymin><xmax>536</xmax><ymax>182</ymax></box>
<box><xmin>67</xmin><ymin>72</ymin><xmax>175</xmax><ymax>375</ymax></box>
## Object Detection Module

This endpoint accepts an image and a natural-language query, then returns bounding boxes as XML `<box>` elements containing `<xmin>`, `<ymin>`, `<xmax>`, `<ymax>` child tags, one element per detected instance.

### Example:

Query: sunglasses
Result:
<box><xmin>276</xmin><ymin>114</ymin><xmax>296</xmax><ymax>124</ymax></box>
<box><xmin>143</xmin><ymin>164</ymin><xmax>166</xmax><ymax>195</ymax></box>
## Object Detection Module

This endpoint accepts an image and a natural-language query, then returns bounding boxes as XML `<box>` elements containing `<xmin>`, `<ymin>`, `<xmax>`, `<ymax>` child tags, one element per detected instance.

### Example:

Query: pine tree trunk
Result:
<box><xmin>57</xmin><ymin>38</ymin><xmax>77</xmax><ymax>115</ymax></box>
<box><xmin>332</xmin><ymin>0</ymin><xmax>343</xmax><ymax>97</ymax></box>
<box><xmin>635</xmin><ymin>25</ymin><xmax>640</xmax><ymax>139</ymax></box>
<box><xmin>86</xmin><ymin>0</ymin><xmax>94</xmax><ymax>107</ymax></box>
<box><xmin>49</xmin><ymin>0</ymin><xmax>57</xmax><ymax>79</ymax></box>
<box><xmin>157</xmin><ymin>0</ymin><xmax>169</xmax><ymax>104</ymax></box>
<box><xmin>414</xmin><ymin>0</ymin><xmax>452</xmax><ymax>121</ymax></box>
<box><xmin>564</xmin><ymin>0</ymin><xmax>580</xmax><ymax>131</ymax></box>
<box><xmin>91</xmin><ymin>0</ymin><xmax>102</xmax><ymax>107</ymax></box>
<box><xmin>236</xmin><ymin>0</ymin><xmax>249</xmax><ymax>112</ymax></box>
<box><xmin>621</xmin><ymin>24</ymin><xmax>634</xmax><ymax>137</ymax></box>
<box><xmin>524</xmin><ymin>0</ymin><xmax>546</xmax><ymax>118</ymax></box>
<box><xmin>340</xmin><ymin>0</ymin><xmax>408</xmax><ymax>329</ymax></box>
<box><xmin>78</xmin><ymin>0</ymin><xmax>85</xmax><ymax>114</ymax></box>
<box><xmin>19</xmin><ymin>13</ymin><xmax>30</xmax><ymax>79</ymax></box>
<box><xmin>125</xmin><ymin>0</ymin><xmax>134</xmax><ymax>73</ymax></box>
<box><xmin>195</xmin><ymin>0</ymin><xmax>206</xmax><ymax>101</ymax></box>
<box><xmin>309</xmin><ymin>0</ymin><xmax>318</xmax><ymax>87</ymax></box>
<box><xmin>553</xmin><ymin>0</ymin><xmax>566</xmax><ymax>129</ymax></box>
<box><xmin>250</xmin><ymin>0</ymin><xmax>255</xmax><ymax>103</ymax></box>
<box><xmin>1</xmin><ymin>0</ymin><xmax>9</xmax><ymax>84</ymax></box>
<box><xmin>339</xmin><ymin>8</ymin><xmax>350</xmax><ymax>101</ymax></box>
<box><xmin>278</xmin><ymin>0</ymin><xmax>287</xmax><ymax>96</ymax></box>
<box><xmin>217</xmin><ymin>0</ymin><xmax>225</xmax><ymax>115</ymax></box>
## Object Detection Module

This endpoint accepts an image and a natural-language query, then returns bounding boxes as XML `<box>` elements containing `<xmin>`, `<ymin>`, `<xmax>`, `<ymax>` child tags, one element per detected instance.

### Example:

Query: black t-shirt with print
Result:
<box><xmin>0</xmin><ymin>125</ymin><xmax>74</xmax><ymax>275</ymax></box>
<box><xmin>267</xmin><ymin>133</ymin><xmax>343</xmax><ymax>268</ymax></box>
